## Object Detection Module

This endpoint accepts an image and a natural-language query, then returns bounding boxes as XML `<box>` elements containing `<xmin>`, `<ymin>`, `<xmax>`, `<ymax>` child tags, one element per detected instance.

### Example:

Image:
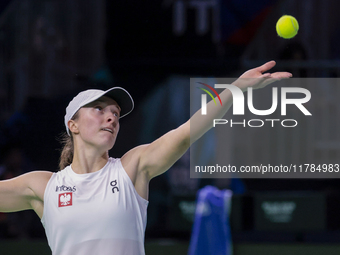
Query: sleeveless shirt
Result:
<box><xmin>41</xmin><ymin>158</ymin><xmax>148</xmax><ymax>255</ymax></box>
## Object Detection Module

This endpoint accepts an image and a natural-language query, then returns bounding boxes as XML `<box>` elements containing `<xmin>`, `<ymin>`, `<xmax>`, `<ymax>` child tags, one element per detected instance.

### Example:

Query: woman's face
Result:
<box><xmin>71</xmin><ymin>96</ymin><xmax>121</xmax><ymax>152</ymax></box>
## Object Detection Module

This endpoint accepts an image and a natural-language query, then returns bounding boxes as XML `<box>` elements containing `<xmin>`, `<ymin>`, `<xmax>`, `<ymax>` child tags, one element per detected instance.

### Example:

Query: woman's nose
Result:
<box><xmin>106</xmin><ymin>113</ymin><xmax>117</xmax><ymax>125</ymax></box>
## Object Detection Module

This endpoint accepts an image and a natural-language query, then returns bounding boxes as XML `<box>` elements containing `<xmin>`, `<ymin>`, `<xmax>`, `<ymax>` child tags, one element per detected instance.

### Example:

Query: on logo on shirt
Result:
<box><xmin>110</xmin><ymin>180</ymin><xmax>119</xmax><ymax>193</ymax></box>
<box><xmin>59</xmin><ymin>192</ymin><xmax>73</xmax><ymax>207</ymax></box>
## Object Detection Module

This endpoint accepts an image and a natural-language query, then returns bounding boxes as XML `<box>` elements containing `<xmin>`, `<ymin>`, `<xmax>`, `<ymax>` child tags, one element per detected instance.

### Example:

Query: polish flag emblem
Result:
<box><xmin>59</xmin><ymin>192</ymin><xmax>73</xmax><ymax>207</ymax></box>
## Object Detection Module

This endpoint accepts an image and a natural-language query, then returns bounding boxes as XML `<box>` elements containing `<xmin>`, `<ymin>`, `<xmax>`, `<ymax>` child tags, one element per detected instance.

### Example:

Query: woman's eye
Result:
<box><xmin>95</xmin><ymin>106</ymin><xmax>103</xmax><ymax>111</ymax></box>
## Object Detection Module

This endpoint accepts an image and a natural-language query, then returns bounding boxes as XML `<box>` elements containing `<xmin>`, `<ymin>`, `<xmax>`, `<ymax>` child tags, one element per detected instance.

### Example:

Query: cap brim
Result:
<box><xmin>101</xmin><ymin>87</ymin><xmax>134</xmax><ymax>118</ymax></box>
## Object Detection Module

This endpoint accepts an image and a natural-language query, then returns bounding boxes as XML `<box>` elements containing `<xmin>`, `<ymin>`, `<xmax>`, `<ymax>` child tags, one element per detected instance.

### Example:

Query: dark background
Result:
<box><xmin>1</xmin><ymin>0</ymin><xmax>340</xmax><ymax>253</ymax></box>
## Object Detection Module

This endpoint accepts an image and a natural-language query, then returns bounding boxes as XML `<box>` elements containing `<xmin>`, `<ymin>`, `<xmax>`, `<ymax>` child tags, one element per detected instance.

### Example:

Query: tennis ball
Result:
<box><xmin>276</xmin><ymin>15</ymin><xmax>299</xmax><ymax>39</ymax></box>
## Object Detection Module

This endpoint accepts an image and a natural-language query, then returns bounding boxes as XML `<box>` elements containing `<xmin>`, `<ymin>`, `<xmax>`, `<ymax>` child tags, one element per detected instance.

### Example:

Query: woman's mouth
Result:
<box><xmin>101</xmin><ymin>128</ymin><xmax>113</xmax><ymax>134</ymax></box>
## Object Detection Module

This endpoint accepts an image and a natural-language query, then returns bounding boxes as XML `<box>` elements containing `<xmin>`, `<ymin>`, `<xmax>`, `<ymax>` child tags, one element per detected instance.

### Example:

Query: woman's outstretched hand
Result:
<box><xmin>234</xmin><ymin>61</ymin><xmax>293</xmax><ymax>92</ymax></box>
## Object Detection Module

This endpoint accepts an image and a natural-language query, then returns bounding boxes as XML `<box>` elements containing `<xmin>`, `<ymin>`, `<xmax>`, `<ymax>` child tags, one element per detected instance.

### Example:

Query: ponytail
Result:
<box><xmin>59</xmin><ymin>112</ymin><xmax>79</xmax><ymax>170</ymax></box>
<box><xmin>59</xmin><ymin>132</ymin><xmax>74</xmax><ymax>170</ymax></box>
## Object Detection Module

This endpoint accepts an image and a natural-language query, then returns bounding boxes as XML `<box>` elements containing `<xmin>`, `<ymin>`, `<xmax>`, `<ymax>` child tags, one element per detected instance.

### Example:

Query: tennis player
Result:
<box><xmin>0</xmin><ymin>61</ymin><xmax>291</xmax><ymax>255</ymax></box>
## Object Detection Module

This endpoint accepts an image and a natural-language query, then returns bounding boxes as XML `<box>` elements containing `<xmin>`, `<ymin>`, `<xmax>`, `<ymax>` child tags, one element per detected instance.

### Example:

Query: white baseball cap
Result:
<box><xmin>64</xmin><ymin>87</ymin><xmax>134</xmax><ymax>135</ymax></box>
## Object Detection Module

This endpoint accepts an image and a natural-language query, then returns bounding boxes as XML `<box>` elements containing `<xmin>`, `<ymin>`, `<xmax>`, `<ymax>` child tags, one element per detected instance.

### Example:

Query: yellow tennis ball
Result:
<box><xmin>276</xmin><ymin>15</ymin><xmax>299</xmax><ymax>39</ymax></box>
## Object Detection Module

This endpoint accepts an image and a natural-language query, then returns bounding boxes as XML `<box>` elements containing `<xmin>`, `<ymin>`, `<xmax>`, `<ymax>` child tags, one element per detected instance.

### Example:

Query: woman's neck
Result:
<box><xmin>71</xmin><ymin>147</ymin><xmax>109</xmax><ymax>174</ymax></box>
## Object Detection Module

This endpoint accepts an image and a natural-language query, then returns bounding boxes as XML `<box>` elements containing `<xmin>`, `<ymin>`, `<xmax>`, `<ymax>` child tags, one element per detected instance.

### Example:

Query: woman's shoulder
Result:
<box><xmin>25</xmin><ymin>171</ymin><xmax>54</xmax><ymax>188</ymax></box>
<box><xmin>23</xmin><ymin>170</ymin><xmax>53</xmax><ymax>181</ymax></box>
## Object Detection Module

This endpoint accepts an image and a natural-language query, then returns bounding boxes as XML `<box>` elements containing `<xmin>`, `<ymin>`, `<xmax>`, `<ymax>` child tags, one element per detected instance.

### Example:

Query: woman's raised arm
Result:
<box><xmin>124</xmin><ymin>61</ymin><xmax>292</xmax><ymax>181</ymax></box>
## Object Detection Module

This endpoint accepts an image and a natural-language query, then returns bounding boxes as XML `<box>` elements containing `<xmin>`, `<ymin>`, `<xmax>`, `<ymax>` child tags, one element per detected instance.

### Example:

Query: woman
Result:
<box><xmin>0</xmin><ymin>61</ymin><xmax>291</xmax><ymax>254</ymax></box>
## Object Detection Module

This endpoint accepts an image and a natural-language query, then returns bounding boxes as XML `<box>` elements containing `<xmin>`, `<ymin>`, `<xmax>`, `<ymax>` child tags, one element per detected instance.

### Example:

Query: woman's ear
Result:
<box><xmin>68</xmin><ymin>119</ymin><xmax>79</xmax><ymax>134</ymax></box>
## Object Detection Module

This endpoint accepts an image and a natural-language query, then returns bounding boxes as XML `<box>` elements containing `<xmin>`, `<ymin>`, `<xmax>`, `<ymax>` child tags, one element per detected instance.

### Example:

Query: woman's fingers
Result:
<box><xmin>271</xmin><ymin>72</ymin><xmax>293</xmax><ymax>79</ymax></box>
<box><xmin>257</xmin><ymin>60</ymin><xmax>276</xmax><ymax>73</ymax></box>
<box><xmin>236</xmin><ymin>62</ymin><xmax>292</xmax><ymax>90</ymax></box>
<box><xmin>259</xmin><ymin>73</ymin><xmax>271</xmax><ymax>79</ymax></box>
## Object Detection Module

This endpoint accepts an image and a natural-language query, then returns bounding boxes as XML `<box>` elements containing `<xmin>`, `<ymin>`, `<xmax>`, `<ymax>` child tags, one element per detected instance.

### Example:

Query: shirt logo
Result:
<box><xmin>59</xmin><ymin>192</ymin><xmax>73</xmax><ymax>207</ymax></box>
<box><xmin>55</xmin><ymin>185</ymin><xmax>76</xmax><ymax>192</ymax></box>
<box><xmin>110</xmin><ymin>180</ymin><xmax>119</xmax><ymax>193</ymax></box>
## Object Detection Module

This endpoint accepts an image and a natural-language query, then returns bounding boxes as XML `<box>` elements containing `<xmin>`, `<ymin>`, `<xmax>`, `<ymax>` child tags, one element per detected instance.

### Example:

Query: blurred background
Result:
<box><xmin>1</xmin><ymin>0</ymin><xmax>340</xmax><ymax>254</ymax></box>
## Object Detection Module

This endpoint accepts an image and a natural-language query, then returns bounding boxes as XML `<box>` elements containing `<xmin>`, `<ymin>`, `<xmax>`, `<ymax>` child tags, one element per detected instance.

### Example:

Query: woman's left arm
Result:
<box><xmin>127</xmin><ymin>61</ymin><xmax>292</xmax><ymax>180</ymax></box>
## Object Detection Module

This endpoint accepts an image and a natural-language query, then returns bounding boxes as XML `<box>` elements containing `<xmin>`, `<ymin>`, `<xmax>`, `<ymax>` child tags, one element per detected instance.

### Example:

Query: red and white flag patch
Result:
<box><xmin>59</xmin><ymin>192</ymin><xmax>73</xmax><ymax>207</ymax></box>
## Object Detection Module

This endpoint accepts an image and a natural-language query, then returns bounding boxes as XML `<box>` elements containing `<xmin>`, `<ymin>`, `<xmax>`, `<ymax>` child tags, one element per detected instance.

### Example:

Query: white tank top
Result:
<box><xmin>41</xmin><ymin>158</ymin><xmax>148</xmax><ymax>255</ymax></box>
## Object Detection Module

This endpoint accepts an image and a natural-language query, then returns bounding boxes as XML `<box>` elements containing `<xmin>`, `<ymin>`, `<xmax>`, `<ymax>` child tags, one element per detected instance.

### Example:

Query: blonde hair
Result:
<box><xmin>59</xmin><ymin>111</ymin><xmax>79</xmax><ymax>170</ymax></box>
